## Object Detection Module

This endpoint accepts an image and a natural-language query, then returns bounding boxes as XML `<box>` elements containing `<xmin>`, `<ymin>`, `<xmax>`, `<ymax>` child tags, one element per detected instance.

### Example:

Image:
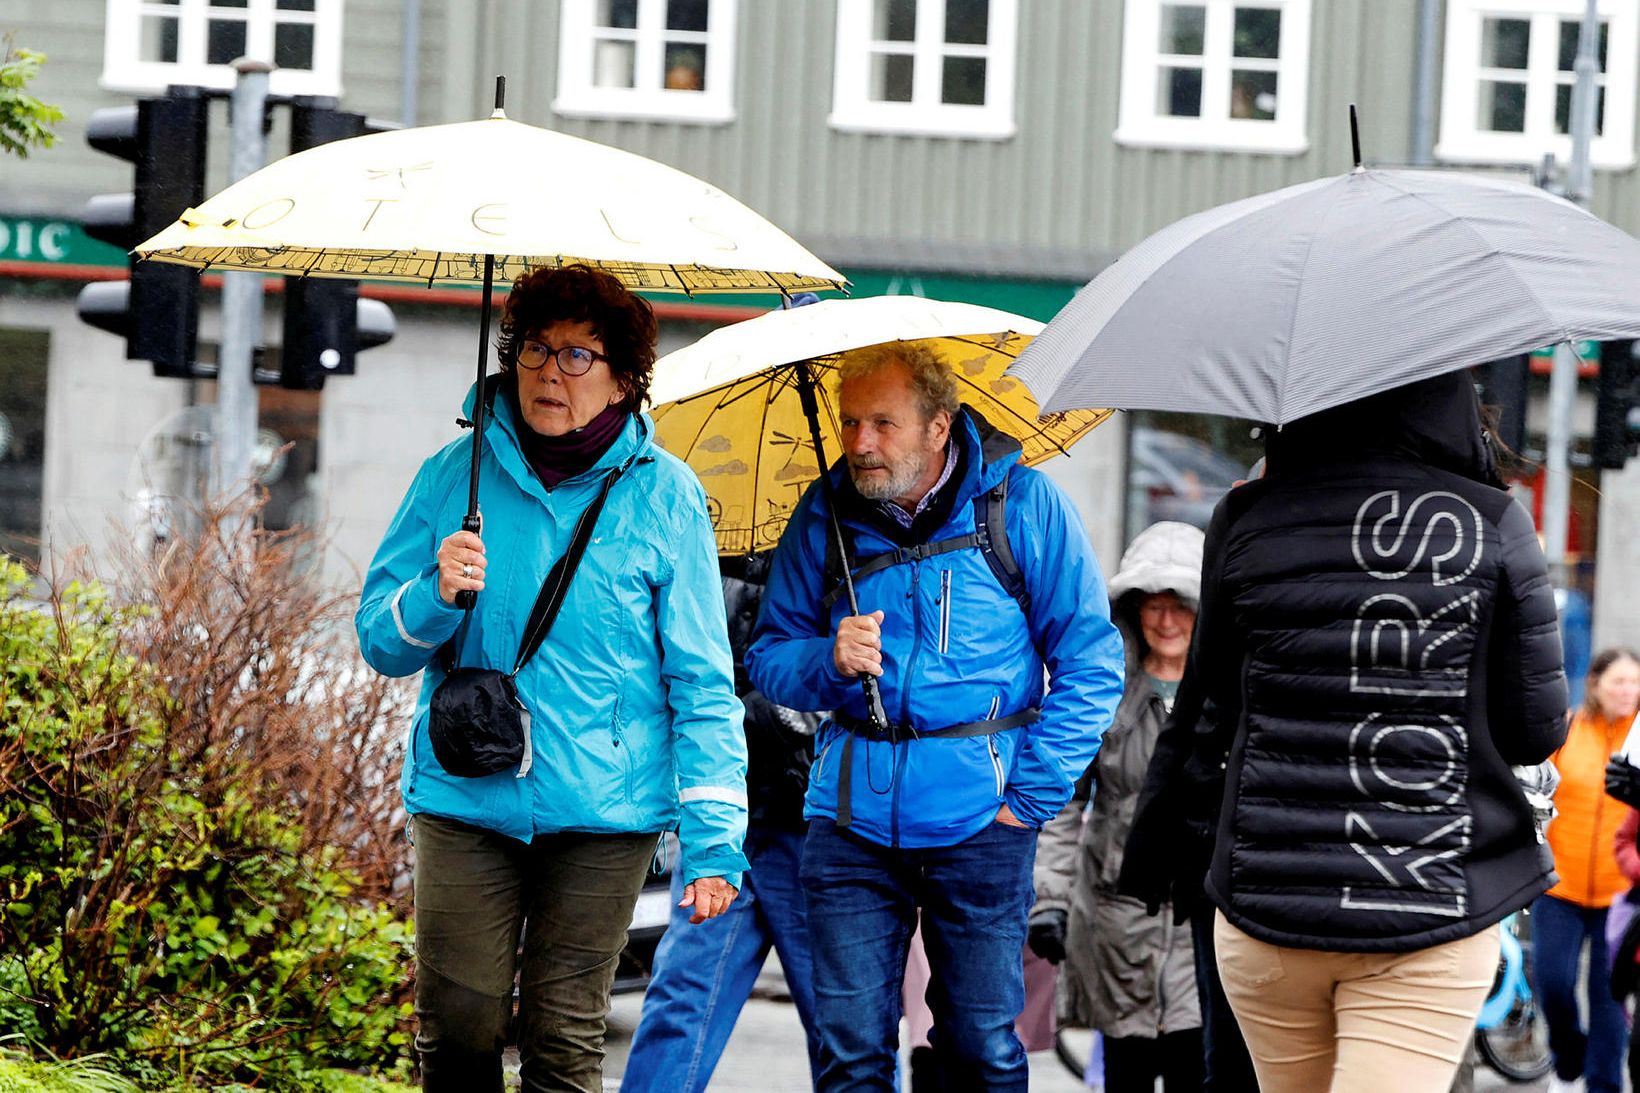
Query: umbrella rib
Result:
<box><xmin>427</xmin><ymin>253</ymin><xmax>441</xmax><ymax>289</ymax></box>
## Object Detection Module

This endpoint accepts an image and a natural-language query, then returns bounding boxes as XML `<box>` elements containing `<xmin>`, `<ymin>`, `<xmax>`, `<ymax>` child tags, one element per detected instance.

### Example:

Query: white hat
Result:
<box><xmin>1107</xmin><ymin>521</ymin><xmax>1205</xmax><ymax>610</ymax></box>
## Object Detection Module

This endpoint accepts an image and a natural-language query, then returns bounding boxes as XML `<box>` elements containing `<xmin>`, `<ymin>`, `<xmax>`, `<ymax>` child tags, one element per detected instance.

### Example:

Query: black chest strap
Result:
<box><xmin>830</xmin><ymin>707</ymin><xmax>1040</xmax><ymax>827</ymax></box>
<box><xmin>819</xmin><ymin>471</ymin><xmax>1030</xmax><ymax>627</ymax></box>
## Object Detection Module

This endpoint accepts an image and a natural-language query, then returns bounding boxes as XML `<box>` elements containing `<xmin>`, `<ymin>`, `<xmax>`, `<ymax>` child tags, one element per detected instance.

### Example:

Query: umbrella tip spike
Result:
<box><xmin>1349</xmin><ymin>103</ymin><xmax>1363</xmax><ymax>170</ymax></box>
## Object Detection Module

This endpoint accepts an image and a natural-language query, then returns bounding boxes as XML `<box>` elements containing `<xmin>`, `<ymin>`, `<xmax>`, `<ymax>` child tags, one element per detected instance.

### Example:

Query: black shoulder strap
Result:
<box><xmin>435</xmin><ymin>454</ymin><xmax>638</xmax><ymax>675</ymax></box>
<box><xmin>975</xmin><ymin>472</ymin><xmax>1030</xmax><ymax>615</ymax></box>
<box><xmin>511</xmin><ymin>456</ymin><xmax>635</xmax><ymax>675</ymax></box>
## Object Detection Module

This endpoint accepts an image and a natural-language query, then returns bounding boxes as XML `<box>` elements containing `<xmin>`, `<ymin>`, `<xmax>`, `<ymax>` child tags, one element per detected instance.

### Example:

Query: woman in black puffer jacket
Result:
<box><xmin>1120</xmin><ymin>371</ymin><xmax>1567</xmax><ymax>1093</ymax></box>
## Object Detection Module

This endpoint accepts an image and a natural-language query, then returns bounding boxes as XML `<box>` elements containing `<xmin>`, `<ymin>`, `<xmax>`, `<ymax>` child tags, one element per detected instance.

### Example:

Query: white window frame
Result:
<box><xmin>1437</xmin><ymin>0</ymin><xmax>1638</xmax><ymax>169</ymax></box>
<box><xmin>829</xmin><ymin>0</ymin><xmax>1018</xmax><ymax>140</ymax></box>
<box><xmin>553</xmin><ymin>0</ymin><xmax>738</xmax><ymax>124</ymax></box>
<box><xmin>101</xmin><ymin>0</ymin><xmax>343</xmax><ymax>98</ymax></box>
<box><xmin>1114</xmin><ymin>0</ymin><xmax>1311</xmax><ymax>154</ymax></box>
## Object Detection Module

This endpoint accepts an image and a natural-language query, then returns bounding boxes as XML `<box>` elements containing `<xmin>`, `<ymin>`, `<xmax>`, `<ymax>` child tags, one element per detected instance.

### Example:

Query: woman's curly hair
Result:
<box><xmin>496</xmin><ymin>264</ymin><xmax>659</xmax><ymax>408</ymax></box>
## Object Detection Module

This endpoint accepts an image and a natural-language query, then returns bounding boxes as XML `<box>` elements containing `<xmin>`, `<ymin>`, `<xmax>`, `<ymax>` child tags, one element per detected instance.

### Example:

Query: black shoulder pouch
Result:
<box><xmin>427</xmin><ymin>459</ymin><xmax>631</xmax><ymax>778</ymax></box>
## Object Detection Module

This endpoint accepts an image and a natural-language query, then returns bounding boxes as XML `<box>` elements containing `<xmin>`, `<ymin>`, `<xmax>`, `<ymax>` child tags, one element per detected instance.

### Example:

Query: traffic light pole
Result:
<box><xmin>214</xmin><ymin>59</ymin><xmax>272</xmax><ymax>503</ymax></box>
<box><xmin>1542</xmin><ymin>0</ymin><xmax>1601</xmax><ymax>585</ymax></box>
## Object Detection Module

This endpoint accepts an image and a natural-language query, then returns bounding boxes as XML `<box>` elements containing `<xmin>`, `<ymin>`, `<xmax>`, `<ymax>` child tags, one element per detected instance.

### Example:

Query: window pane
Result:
<box><xmin>945</xmin><ymin>0</ymin><xmax>988</xmax><ymax>45</ymax></box>
<box><xmin>1158</xmin><ymin>65</ymin><xmax>1203</xmax><ymax>116</ymax></box>
<box><xmin>1231</xmin><ymin>69</ymin><xmax>1278</xmax><ymax>119</ymax></box>
<box><xmin>942</xmin><ymin>55</ymin><xmax>986</xmax><ymax>104</ymax></box>
<box><xmin>1558</xmin><ymin>19</ymin><xmax>1610</xmax><ymax>72</ymax></box>
<box><xmin>1481</xmin><ymin>18</ymin><xmax>1530</xmax><ymax>70</ymax></box>
<box><xmin>666</xmin><ymin>0</ymin><xmax>708</xmax><ymax>32</ymax></box>
<box><xmin>274</xmin><ymin>21</ymin><xmax>315</xmax><ymax>70</ymax></box>
<box><xmin>593</xmin><ymin>39</ymin><xmax>636</xmax><ymax>87</ymax></box>
<box><xmin>874</xmin><ymin>0</ymin><xmax>917</xmax><ymax>42</ymax></box>
<box><xmin>595</xmin><ymin>0</ymin><xmax>639</xmax><ymax>30</ymax></box>
<box><xmin>0</xmin><ymin>329</ymin><xmax>48</xmax><ymax>564</ymax></box>
<box><xmin>1555</xmin><ymin>83</ymin><xmax>1607</xmax><ymax>135</ymax></box>
<box><xmin>207</xmin><ymin>19</ymin><xmax>248</xmax><ymax>64</ymax></box>
<box><xmin>1233</xmin><ymin>7</ymin><xmax>1281</xmax><ymax>59</ymax></box>
<box><xmin>870</xmin><ymin>51</ymin><xmax>916</xmax><ymax>101</ymax></box>
<box><xmin>276</xmin><ymin>0</ymin><xmax>318</xmax><ymax>10</ymax></box>
<box><xmin>1159</xmin><ymin>5</ymin><xmax>1206</xmax><ymax>56</ymax></box>
<box><xmin>209</xmin><ymin>0</ymin><xmax>249</xmax><ymax>7</ymax></box>
<box><xmin>1478</xmin><ymin>80</ymin><xmax>1527</xmax><ymax>132</ymax></box>
<box><xmin>140</xmin><ymin>15</ymin><xmax>181</xmax><ymax>63</ymax></box>
<box><xmin>664</xmin><ymin>42</ymin><xmax>707</xmax><ymax>90</ymax></box>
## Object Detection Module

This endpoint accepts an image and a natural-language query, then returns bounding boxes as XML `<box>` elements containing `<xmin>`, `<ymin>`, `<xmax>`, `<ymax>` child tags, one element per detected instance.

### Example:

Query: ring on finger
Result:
<box><xmin>461</xmin><ymin>563</ymin><xmax>474</xmax><ymax>578</ymax></box>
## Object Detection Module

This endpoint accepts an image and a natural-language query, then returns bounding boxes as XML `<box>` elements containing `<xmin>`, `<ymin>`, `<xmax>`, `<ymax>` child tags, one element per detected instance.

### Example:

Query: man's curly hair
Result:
<box><xmin>496</xmin><ymin>264</ymin><xmax>658</xmax><ymax>408</ymax></box>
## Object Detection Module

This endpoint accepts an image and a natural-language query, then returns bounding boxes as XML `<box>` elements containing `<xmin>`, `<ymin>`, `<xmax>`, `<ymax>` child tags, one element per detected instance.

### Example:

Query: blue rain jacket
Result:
<box><xmin>746</xmin><ymin>410</ymin><xmax>1126</xmax><ymax>848</ymax></box>
<box><xmin>356</xmin><ymin>383</ymin><xmax>749</xmax><ymax>887</ymax></box>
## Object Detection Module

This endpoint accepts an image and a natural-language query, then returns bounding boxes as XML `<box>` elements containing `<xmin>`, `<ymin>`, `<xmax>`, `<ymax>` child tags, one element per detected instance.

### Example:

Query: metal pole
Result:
<box><xmin>1410</xmin><ymin>0</ymin><xmax>1440</xmax><ymax>165</ymax></box>
<box><xmin>214</xmin><ymin>58</ymin><xmax>272</xmax><ymax>502</ymax></box>
<box><xmin>400</xmin><ymin>0</ymin><xmax>421</xmax><ymax>127</ymax></box>
<box><xmin>1543</xmin><ymin>0</ymin><xmax>1601</xmax><ymax>584</ymax></box>
<box><xmin>1567</xmin><ymin>0</ymin><xmax>1602</xmax><ymax>205</ymax></box>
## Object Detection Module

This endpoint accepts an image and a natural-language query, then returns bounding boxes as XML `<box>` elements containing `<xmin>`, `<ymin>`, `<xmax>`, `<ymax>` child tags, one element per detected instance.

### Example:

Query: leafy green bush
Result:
<box><xmin>0</xmin><ymin>507</ymin><xmax>415</xmax><ymax>1089</ymax></box>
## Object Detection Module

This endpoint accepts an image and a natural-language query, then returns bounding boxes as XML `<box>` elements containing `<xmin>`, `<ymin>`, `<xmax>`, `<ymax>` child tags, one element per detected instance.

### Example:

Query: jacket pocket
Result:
<box><xmin>938</xmin><ymin>569</ymin><xmax>952</xmax><ymax>654</ymax></box>
<box><xmin>987</xmin><ymin>736</ymin><xmax>1006</xmax><ymax>797</ymax></box>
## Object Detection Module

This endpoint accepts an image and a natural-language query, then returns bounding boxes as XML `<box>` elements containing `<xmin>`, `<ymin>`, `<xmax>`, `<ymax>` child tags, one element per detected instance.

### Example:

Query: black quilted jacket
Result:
<box><xmin>1122</xmin><ymin>373</ymin><xmax>1568</xmax><ymax>952</ymax></box>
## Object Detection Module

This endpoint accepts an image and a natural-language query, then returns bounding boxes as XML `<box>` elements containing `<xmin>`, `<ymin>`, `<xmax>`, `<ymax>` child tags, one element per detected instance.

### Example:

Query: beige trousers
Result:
<box><xmin>1213</xmin><ymin>911</ymin><xmax>1500</xmax><ymax>1093</ymax></box>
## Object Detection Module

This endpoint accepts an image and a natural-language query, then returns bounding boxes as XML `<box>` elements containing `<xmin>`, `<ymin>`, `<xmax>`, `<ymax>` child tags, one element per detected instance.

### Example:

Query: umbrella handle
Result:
<box><xmin>453</xmin><ymin>510</ymin><xmax>482</xmax><ymax>611</ymax></box>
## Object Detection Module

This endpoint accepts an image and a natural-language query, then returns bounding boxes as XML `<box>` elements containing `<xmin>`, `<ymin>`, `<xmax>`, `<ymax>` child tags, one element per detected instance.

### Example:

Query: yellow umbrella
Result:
<box><xmin>648</xmin><ymin>296</ymin><xmax>1112</xmax><ymax>556</ymax></box>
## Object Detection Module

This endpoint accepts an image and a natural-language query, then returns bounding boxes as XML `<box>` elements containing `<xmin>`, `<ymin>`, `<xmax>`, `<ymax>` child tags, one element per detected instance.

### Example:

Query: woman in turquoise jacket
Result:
<box><xmin>355</xmin><ymin>265</ymin><xmax>748</xmax><ymax>1093</ymax></box>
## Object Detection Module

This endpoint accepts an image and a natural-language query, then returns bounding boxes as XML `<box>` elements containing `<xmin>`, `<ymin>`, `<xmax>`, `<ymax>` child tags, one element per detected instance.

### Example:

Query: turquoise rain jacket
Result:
<box><xmin>356</xmin><ymin>382</ymin><xmax>749</xmax><ymax>887</ymax></box>
<box><xmin>746</xmin><ymin>410</ymin><xmax>1125</xmax><ymax>848</ymax></box>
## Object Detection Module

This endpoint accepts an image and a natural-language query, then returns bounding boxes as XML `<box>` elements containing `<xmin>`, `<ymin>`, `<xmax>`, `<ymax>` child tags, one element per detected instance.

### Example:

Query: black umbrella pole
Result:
<box><xmin>795</xmin><ymin>362</ymin><xmax>889</xmax><ymax>731</ymax></box>
<box><xmin>455</xmin><ymin>254</ymin><xmax>496</xmax><ymax>611</ymax></box>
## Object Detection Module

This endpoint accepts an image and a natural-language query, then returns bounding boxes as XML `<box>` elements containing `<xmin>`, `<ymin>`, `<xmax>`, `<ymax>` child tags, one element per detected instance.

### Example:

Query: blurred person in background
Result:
<box><xmin>1032</xmin><ymin>521</ymin><xmax>1206</xmax><ymax>1093</ymax></box>
<box><xmin>1538</xmin><ymin>647</ymin><xmax>1640</xmax><ymax>1093</ymax></box>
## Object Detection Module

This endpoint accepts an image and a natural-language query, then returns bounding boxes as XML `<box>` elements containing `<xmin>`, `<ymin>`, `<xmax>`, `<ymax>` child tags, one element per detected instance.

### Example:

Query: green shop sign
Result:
<box><xmin>0</xmin><ymin>216</ymin><xmax>125</xmax><ymax>267</ymax></box>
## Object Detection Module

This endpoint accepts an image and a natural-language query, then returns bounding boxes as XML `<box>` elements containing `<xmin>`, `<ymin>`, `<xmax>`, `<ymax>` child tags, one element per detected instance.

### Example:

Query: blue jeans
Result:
<box><xmin>621</xmin><ymin>827</ymin><xmax>821</xmax><ymax>1093</ymax></box>
<box><xmin>800</xmin><ymin>816</ymin><xmax>1038</xmax><ymax>1092</ymax></box>
<box><xmin>1532</xmin><ymin>893</ymin><xmax>1627</xmax><ymax>1093</ymax></box>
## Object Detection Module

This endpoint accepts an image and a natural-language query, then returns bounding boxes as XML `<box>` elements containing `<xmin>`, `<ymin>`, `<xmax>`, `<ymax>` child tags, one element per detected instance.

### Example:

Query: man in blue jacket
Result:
<box><xmin>746</xmin><ymin>343</ymin><xmax>1125</xmax><ymax>1090</ymax></box>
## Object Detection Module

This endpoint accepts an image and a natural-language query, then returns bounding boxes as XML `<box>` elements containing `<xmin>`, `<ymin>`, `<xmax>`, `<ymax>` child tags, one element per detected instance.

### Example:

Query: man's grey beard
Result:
<box><xmin>849</xmin><ymin>451</ymin><xmax>929</xmax><ymax>502</ymax></box>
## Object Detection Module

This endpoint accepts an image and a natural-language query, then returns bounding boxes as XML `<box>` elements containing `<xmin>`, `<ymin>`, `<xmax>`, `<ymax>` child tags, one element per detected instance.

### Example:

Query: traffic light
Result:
<box><xmin>278</xmin><ymin>98</ymin><xmax>396</xmax><ymax>389</ymax></box>
<box><xmin>1478</xmin><ymin>354</ymin><xmax>1530</xmax><ymax>455</ymax></box>
<box><xmin>78</xmin><ymin>87</ymin><xmax>208</xmax><ymax>378</ymax></box>
<box><xmin>1594</xmin><ymin>340</ymin><xmax>1640</xmax><ymax>469</ymax></box>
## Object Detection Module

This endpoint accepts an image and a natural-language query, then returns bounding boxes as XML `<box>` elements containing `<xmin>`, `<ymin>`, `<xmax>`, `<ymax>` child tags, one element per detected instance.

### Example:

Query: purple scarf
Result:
<box><xmin>510</xmin><ymin>389</ymin><xmax>630</xmax><ymax>487</ymax></box>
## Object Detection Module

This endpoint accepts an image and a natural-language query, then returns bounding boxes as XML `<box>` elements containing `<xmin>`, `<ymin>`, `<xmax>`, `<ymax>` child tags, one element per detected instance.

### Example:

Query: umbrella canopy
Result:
<box><xmin>648</xmin><ymin>295</ymin><xmax>1111</xmax><ymax>555</ymax></box>
<box><xmin>1009</xmin><ymin>168</ymin><xmax>1640</xmax><ymax>425</ymax></box>
<box><xmin>134</xmin><ymin>112</ymin><xmax>845</xmax><ymax>294</ymax></box>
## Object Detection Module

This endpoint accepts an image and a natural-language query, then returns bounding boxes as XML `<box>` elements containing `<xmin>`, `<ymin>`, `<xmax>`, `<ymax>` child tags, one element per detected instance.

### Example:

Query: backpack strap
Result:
<box><xmin>819</xmin><ymin>472</ymin><xmax>1031</xmax><ymax>617</ymax></box>
<box><xmin>974</xmin><ymin>471</ymin><xmax>1030</xmax><ymax>616</ymax></box>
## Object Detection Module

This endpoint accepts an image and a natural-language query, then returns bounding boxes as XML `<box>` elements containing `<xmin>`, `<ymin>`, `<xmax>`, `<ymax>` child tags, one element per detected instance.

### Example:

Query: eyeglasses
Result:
<box><xmin>516</xmin><ymin>339</ymin><xmax>607</xmax><ymax>376</ymax></box>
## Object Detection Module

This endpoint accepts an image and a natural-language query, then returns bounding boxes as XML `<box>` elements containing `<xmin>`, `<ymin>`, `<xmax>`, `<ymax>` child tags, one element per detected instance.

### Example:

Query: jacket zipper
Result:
<box><xmin>938</xmin><ymin>569</ymin><xmax>952</xmax><ymax>654</ymax></box>
<box><xmin>894</xmin><ymin>564</ymin><xmax>927</xmax><ymax>849</ymax></box>
<box><xmin>987</xmin><ymin>737</ymin><xmax>1005</xmax><ymax>797</ymax></box>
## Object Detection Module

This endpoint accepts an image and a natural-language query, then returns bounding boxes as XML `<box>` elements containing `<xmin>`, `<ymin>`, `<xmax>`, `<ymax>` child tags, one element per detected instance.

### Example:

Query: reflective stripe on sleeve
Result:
<box><xmin>679</xmin><ymin>786</ymin><xmax>749</xmax><ymax>808</ymax></box>
<box><xmin>391</xmin><ymin>581</ymin><xmax>439</xmax><ymax>649</ymax></box>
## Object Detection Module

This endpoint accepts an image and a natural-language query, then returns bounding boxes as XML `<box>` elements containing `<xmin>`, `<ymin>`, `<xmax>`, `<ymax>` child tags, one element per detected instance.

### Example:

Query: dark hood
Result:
<box><xmin>1265</xmin><ymin>370</ymin><xmax>1505</xmax><ymax>489</ymax></box>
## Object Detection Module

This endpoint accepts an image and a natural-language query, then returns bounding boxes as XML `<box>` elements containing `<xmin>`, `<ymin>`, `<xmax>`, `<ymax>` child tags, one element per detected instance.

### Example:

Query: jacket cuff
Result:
<box><xmin>682</xmin><ymin>848</ymin><xmax>749</xmax><ymax>890</ymax></box>
<box><xmin>392</xmin><ymin>574</ymin><xmax>464</xmax><ymax>651</ymax></box>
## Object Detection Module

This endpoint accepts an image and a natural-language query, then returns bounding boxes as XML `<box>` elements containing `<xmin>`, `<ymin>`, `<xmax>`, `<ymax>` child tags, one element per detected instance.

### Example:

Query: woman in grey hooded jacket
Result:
<box><xmin>1032</xmin><ymin>521</ymin><xmax>1206</xmax><ymax>1093</ymax></box>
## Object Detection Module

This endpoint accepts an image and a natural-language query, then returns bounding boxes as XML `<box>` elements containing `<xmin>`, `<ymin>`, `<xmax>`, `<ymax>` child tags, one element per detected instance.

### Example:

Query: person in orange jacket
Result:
<box><xmin>1538</xmin><ymin>647</ymin><xmax>1640</xmax><ymax>1093</ymax></box>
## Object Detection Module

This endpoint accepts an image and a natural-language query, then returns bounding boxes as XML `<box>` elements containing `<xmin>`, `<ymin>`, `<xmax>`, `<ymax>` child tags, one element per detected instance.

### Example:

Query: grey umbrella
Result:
<box><xmin>1009</xmin><ymin>167</ymin><xmax>1640</xmax><ymax>425</ymax></box>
